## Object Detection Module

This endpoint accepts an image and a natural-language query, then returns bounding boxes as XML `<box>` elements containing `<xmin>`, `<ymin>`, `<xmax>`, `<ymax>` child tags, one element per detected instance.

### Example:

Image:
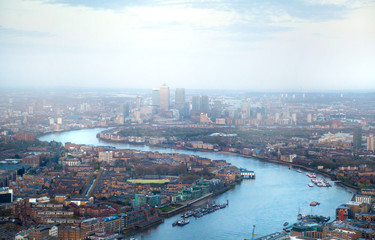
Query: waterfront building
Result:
<box><xmin>103</xmin><ymin>215</ymin><xmax>122</xmax><ymax>233</ymax></box>
<box><xmin>355</xmin><ymin>195</ymin><xmax>372</xmax><ymax>204</ymax></box>
<box><xmin>336</xmin><ymin>204</ymin><xmax>351</xmax><ymax>220</ymax></box>
<box><xmin>323</xmin><ymin>220</ymin><xmax>375</xmax><ymax>239</ymax></box>
<box><xmin>58</xmin><ymin>225</ymin><xmax>85</xmax><ymax>240</ymax></box>
<box><xmin>290</xmin><ymin>222</ymin><xmax>324</xmax><ymax>239</ymax></box>
<box><xmin>240</xmin><ymin>169</ymin><xmax>255</xmax><ymax>179</ymax></box>
<box><xmin>159</xmin><ymin>85</ymin><xmax>170</xmax><ymax>111</ymax></box>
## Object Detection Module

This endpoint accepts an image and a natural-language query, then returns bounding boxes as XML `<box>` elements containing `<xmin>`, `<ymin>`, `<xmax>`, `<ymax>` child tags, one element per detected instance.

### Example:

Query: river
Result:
<box><xmin>39</xmin><ymin>128</ymin><xmax>353</xmax><ymax>240</ymax></box>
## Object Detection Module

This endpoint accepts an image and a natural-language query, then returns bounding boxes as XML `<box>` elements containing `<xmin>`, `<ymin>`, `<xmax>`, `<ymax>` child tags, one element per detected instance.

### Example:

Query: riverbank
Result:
<box><xmin>38</xmin><ymin>128</ymin><xmax>354</xmax><ymax>240</ymax></box>
<box><xmin>97</xmin><ymin>134</ymin><xmax>357</xmax><ymax>195</ymax></box>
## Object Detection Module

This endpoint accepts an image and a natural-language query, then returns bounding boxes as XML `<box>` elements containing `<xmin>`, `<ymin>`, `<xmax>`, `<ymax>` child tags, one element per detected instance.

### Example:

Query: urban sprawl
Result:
<box><xmin>1</xmin><ymin>86</ymin><xmax>375</xmax><ymax>240</ymax></box>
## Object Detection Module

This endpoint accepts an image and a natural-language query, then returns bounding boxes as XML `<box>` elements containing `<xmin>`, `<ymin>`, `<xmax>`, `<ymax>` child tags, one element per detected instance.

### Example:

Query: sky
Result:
<box><xmin>0</xmin><ymin>0</ymin><xmax>374</xmax><ymax>91</ymax></box>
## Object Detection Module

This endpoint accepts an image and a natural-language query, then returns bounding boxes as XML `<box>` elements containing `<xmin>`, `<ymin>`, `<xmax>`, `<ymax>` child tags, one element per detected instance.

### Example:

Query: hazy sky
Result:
<box><xmin>0</xmin><ymin>0</ymin><xmax>374</xmax><ymax>91</ymax></box>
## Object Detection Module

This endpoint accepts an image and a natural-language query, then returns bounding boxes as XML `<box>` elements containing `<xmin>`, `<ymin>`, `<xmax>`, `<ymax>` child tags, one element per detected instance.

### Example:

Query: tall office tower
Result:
<box><xmin>201</xmin><ymin>95</ymin><xmax>209</xmax><ymax>113</ymax></box>
<box><xmin>353</xmin><ymin>127</ymin><xmax>363</xmax><ymax>149</ymax></box>
<box><xmin>122</xmin><ymin>103</ymin><xmax>130</xmax><ymax>117</ymax></box>
<box><xmin>275</xmin><ymin>113</ymin><xmax>280</xmax><ymax>122</ymax></box>
<box><xmin>241</xmin><ymin>101</ymin><xmax>251</xmax><ymax>119</ymax></box>
<box><xmin>175</xmin><ymin>88</ymin><xmax>186</xmax><ymax>118</ymax></box>
<box><xmin>152</xmin><ymin>88</ymin><xmax>160</xmax><ymax>107</ymax></box>
<box><xmin>120</xmin><ymin>102</ymin><xmax>130</xmax><ymax>117</ymax></box>
<box><xmin>367</xmin><ymin>134</ymin><xmax>375</xmax><ymax>152</ymax></box>
<box><xmin>211</xmin><ymin>100</ymin><xmax>222</xmax><ymax>120</ymax></box>
<box><xmin>307</xmin><ymin>113</ymin><xmax>312</xmax><ymax>123</ymax></box>
<box><xmin>192</xmin><ymin>96</ymin><xmax>201</xmax><ymax>111</ymax></box>
<box><xmin>175</xmin><ymin>88</ymin><xmax>185</xmax><ymax>106</ymax></box>
<box><xmin>292</xmin><ymin>113</ymin><xmax>297</xmax><ymax>124</ymax></box>
<box><xmin>159</xmin><ymin>84</ymin><xmax>170</xmax><ymax>111</ymax></box>
<box><xmin>136</xmin><ymin>96</ymin><xmax>143</xmax><ymax>109</ymax></box>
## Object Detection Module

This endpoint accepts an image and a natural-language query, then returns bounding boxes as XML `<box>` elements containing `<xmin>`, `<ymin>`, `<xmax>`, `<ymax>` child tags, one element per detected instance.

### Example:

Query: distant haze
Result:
<box><xmin>0</xmin><ymin>0</ymin><xmax>375</xmax><ymax>91</ymax></box>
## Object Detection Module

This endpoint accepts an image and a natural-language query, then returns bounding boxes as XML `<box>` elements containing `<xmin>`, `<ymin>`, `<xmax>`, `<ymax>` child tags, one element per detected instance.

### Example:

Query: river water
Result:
<box><xmin>39</xmin><ymin>128</ymin><xmax>352</xmax><ymax>240</ymax></box>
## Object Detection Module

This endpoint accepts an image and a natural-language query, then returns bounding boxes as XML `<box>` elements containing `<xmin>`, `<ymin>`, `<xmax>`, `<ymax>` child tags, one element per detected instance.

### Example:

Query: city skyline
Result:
<box><xmin>0</xmin><ymin>0</ymin><xmax>375</xmax><ymax>91</ymax></box>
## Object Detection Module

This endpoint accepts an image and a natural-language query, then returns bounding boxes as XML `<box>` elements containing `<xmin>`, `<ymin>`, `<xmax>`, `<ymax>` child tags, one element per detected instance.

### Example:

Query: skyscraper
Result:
<box><xmin>175</xmin><ymin>88</ymin><xmax>185</xmax><ymax>106</ymax></box>
<box><xmin>152</xmin><ymin>88</ymin><xmax>160</xmax><ymax>107</ymax></box>
<box><xmin>122</xmin><ymin>103</ymin><xmax>130</xmax><ymax>117</ymax></box>
<box><xmin>211</xmin><ymin>100</ymin><xmax>222</xmax><ymax>120</ymax></box>
<box><xmin>201</xmin><ymin>95</ymin><xmax>209</xmax><ymax>113</ymax></box>
<box><xmin>136</xmin><ymin>96</ymin><xmax>142</xmax><ymax>109</ymax></box>
<box><xmin>353</xmin><ymin>127</ymin><xmax>362</xmax><ymax>149</ymax></box>
<box><xmin>241</xmin><ymin>101</ymin><xmax>251</xmax><ymax>119</ymax></box>
<box><xmin>192</xmin><ymin>96</ymin><xmax>201</xmax><ymax>111</ymax></box>
<box><xmin>175</xmin><ymin>88</ymin><xmax>187</xmax><ymax>118</ymax></box>
<box><xmin>159</xmin><ymin>85</ymin><xmax>170</xmax><ymax>111</ymax></box>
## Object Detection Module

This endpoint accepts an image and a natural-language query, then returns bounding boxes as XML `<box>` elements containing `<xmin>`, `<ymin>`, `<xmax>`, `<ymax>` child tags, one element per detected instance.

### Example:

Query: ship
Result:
<box><xmin>308</xmin><ymin>183</ymin><xmax>314</xmax><ymax>187</ymax></box>
<box><xmin>177</xmin><ymin>219</ymin><xmax>190</xmax><ymax>226</ymax></box>
<box><xmin>310</xmin><ymin>201</ymin><xmax>320</xmax><ymax>206</ymax></box>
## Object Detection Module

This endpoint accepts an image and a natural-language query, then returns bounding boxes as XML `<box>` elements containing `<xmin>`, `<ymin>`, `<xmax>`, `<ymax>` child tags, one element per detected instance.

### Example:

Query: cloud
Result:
<box><xmin>0</xmin><ymin>0</ymin><xmax>374</xmax><ymax>90</ymax></box>
<box><xmin>0</xmin><ymin>25</ymin><xmax>53</xmax><ymax>38</ymax></box>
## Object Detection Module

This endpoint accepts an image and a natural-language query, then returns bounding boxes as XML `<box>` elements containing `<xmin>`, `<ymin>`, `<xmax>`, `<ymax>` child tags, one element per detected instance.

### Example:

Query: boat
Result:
<box><xmin>310</xmin><ymin>201</ymin><xmax>320</xmax><ymax>206</ymax></box>
<box><xmin>177</xmin><ymin>219</ymin><xmax>190</xmax><ymax>226</ymax></box>
<box><xmin>297</xmin><ymin>170</ymin><xmax>302</xmax><ymax>173</ymax></box>
<box><xmin>308</xmin><ymin>183</ymin><xmax>314</xmax><ymax>187</ymax></box>
<box><xmin>172</xmin><ymin>220</ymin><xmax>179</xmax><ymax>227</ymax></box>
<box><xmin>283</xmin><ymin>222</ymin><xmax>289</xmax><ymax>226</ymax></box>
<box><xmin>219</xmin><ymin>203</ymin><xmax>227</xmax><ymax>209</ymax></box>
<box><xmin>181</xmin><ymin>210</ymin><xmax>193</xmax><ymax>218</ymax></box>
<box><xmin>306</xmin><ymin>173</ymin><xmax>316</xmax><ymax>178</ymax></box>
<box><xmin>297</xmin><ymin>207</ymin><xmax>302</xmax><ymax>220</ymax></box>
<box><xmin>193</xmin><ymin>212</ymin><xmax>203</xmax><ymax>218</ymax></box>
